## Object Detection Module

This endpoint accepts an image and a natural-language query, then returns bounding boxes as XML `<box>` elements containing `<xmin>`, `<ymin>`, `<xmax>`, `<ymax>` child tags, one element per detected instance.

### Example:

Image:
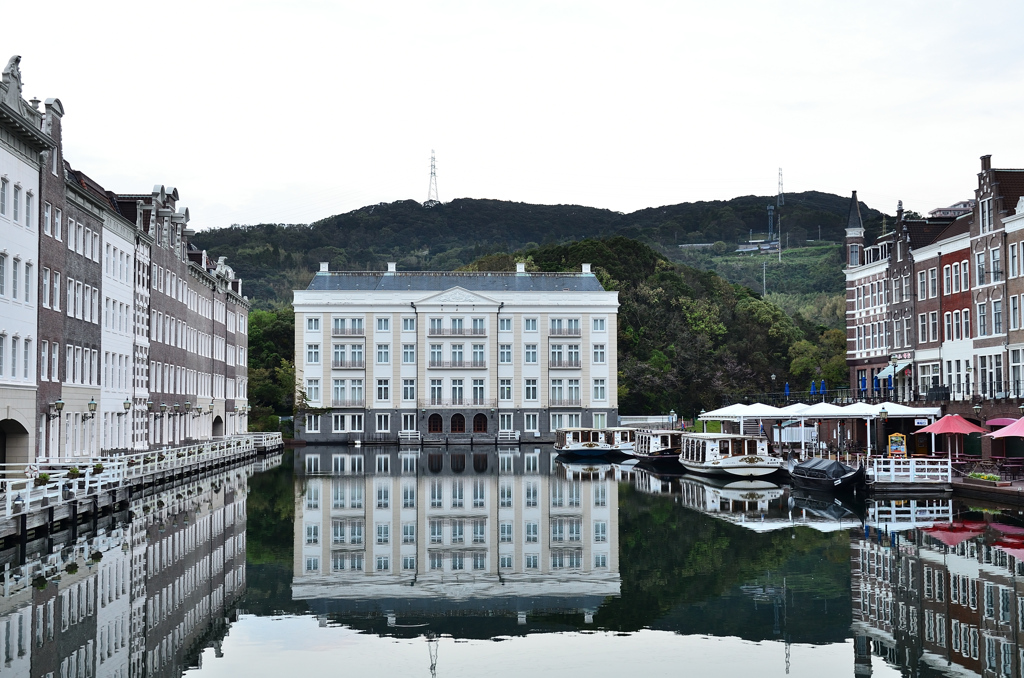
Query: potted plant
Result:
<box><xmin>34</xmin><ymin>473</ymin><xmax>50</xmax><ymax>487</ymax></box>
<box><xmin>66</xmin><ymin>562</ymin><xmax>79</xmax><ymax>575</ymax></box>
<box><xmin>90</xmin><ymin>551</ymin><xmax>103</xmax><ymax>563</ymax></box>
<box><xmin>92</xmin><ymin>463</ymin><xmax>104</xmax><ymax>475</ymax></box>
<box><xmin>32</xmin><ymin>576</ymin><xmax>48</xmax><ymax>591</ymax></box>
<box><xmin>67</xmin><ymin>467</ymin><xmax>81</xmax><ymax>479</ymax></box>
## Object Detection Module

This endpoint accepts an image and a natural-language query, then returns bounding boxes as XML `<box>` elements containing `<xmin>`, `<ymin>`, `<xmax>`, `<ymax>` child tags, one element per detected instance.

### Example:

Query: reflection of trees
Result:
<box><xmin>596</xmin><ymin>483</ymin><xmax>852</xmax><ymax>640</ymax></box>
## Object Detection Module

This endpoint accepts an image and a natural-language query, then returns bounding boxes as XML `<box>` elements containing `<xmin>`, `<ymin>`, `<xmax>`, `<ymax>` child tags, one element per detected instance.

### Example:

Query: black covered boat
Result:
<box><xmin>790</xmin><ymin>457</ymin><xmax>865</xmax><ymax>493</ymax></box>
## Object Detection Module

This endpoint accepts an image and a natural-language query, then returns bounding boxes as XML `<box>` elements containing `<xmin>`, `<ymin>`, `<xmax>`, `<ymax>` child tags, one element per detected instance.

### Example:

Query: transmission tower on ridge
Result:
<box><xmin>425</xmin><ymin>150</ymin><xmax>440</xmax><ymax>207</ymax></box>
<box><xmin>777</xmin><ymin>168</ymin><xmax>784</xmax><ymax>207</ymax></box>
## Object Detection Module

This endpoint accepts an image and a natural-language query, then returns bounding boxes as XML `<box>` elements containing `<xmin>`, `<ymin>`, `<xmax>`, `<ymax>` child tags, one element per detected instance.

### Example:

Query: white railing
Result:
<box><xmin>868</xmin><ymin>458</ymin><xmax>951</xmax><ymax>484</ymax></box>
<box><xmin>398</xmin><ymin>431</ymin><xmax>422</xmax><ymax>442</ymax></box>
<box><xmin>498</xmin><ymin>431</ymin><xmax>521</xmax><ymax>441</ymax></box>
<box><xmin>868</xmin><ymin>499</ymin><xmax>954</xmax><ymax>528</ymax></box>
<box><xmin>619</xmin><ymin>416</ymin><xmax>675</xmax><ymax>427</ymax></box>
<box><xmin>0</xmin><ymin>436</ymin><xmax>258</xmax><ymax>519</ymax></box>
<box><xmin>235</xmin><ymin>432</ymin><xmax>284</xmax><ymax>449</ymax></box>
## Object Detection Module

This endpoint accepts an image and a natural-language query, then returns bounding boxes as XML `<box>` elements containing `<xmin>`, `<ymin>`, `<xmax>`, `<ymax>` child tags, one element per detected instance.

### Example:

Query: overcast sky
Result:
<box><xmin>8</xmin><ymin>1</ymin><xmax>1024</xmax><ymax>229</ymax></box>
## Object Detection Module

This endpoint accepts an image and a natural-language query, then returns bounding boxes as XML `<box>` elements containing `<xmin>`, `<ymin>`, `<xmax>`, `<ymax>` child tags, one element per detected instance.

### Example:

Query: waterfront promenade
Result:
<box><xmin>0</xmin><ymin>432</ymin><xmax>282</xmax><ymax>521</ymax></box>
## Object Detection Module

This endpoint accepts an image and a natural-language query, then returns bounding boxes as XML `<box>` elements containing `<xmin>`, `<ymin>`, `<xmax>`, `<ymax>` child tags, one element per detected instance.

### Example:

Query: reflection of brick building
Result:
<box><xmin>851</xmin><ymin>522</ymin><xmax>1024</xmax><ymax>676</ymax></box>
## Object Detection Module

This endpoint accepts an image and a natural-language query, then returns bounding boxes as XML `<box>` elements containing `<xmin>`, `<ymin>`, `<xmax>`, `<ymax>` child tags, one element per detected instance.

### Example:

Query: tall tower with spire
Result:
<box><xmin>845</xmin><ymin>191</ymin><xmax>865</xmax><ymax>267</ymax></box>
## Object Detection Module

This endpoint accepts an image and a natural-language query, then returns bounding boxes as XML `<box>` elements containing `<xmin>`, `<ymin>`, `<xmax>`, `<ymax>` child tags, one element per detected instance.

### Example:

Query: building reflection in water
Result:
<box><xmin>0</xmin><ymin>461</ymin><xmax>251</xmax><ymax>678</ymax></box>
<box><xmin>850</xmin><ymin>513</ymin><xmax>1024</xmax><ymax>678</ymax></box>
<box><xmin>292</xmin><ymin>446</ymin><xmax>619</xmax><ymax>619</ymax></box>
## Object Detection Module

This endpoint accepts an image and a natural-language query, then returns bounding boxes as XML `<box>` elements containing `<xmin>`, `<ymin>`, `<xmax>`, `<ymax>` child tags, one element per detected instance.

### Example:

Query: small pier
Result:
<box><xmin>866</xmin><ymin>458</ymin><xmax>952</xmax><ymax>494</ymax></box>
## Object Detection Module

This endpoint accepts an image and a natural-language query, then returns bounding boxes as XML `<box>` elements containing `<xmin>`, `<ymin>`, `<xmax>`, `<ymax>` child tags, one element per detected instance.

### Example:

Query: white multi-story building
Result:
<box><xmin>293</xmin><ymin>262</ymin><xmax>618</xmax><ymax>443</ymax></box>
<box><xmin>0</xmin><ymin>56</ymin><xmax>50</xmax><ymax>463</ymax></box>
<box><xmin>100</xmin><ymin>211</ymin><xmax>137</xmax><ymax>451</ymax></box>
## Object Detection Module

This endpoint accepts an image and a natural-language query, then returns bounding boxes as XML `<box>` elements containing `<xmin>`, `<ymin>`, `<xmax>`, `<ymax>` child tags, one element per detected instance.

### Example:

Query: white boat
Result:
<box><xmin>633</xmin><ymin>429</ymin><xmax>683</xmax><ymax>459</ymax></box>
<box><xmin>677</xmin><ymin>433</ymin><xmax>784</xmax><ymax>477</ymax></box>
<box><xmin>554</xmin><ymin>427</ymin><xmax>635</xmax><ymax>455</ymax></box>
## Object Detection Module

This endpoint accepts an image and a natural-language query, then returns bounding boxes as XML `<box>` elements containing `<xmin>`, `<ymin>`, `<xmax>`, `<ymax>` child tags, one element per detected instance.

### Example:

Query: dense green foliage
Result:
<box><xmin>193</xmin><ymin>192</ymin><xmax>885</xmax><ymax>310</ymax></box>
<box><xmin>596</xmin><ymin>484</ymin><xmax>851</xmax><ymax>638</ymax></box>
<box><xmin>246</xmin><ymin>308</ymin><xmax>296</xmax><ymax>430</ymax></box>
<box><xmin>464</xmin><ymin>237</ymin><xmax>831</xmax><ymax>415</ymax></box>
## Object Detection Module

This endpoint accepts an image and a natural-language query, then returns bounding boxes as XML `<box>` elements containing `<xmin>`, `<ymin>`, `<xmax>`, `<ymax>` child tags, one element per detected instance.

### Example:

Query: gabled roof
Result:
<box><xmin>994</xmin><ymin>169</ymin><xmax>1024</xmax><ymax>216</ymax></box>
<box><xmin>904</xmin><ymin>218</ymin><xmax>954</xmax><ymax>249</ymax></box>
<box><xmin>929</xmin><ymin>213</ymin><xmax>971</xmax><ymax>244</ymax></box>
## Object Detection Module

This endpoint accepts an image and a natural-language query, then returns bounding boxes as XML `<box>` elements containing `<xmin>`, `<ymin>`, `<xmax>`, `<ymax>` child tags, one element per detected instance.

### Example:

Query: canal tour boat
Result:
<box><xmin>554</xmin><ymin>427</ymin><xmax>636</xmax><ymax>455</ymax></box>
<box><xmin>677</xmin><ymin>433</ymin><xmax>785</xmax><ymax>477</ymax></box>
<box><xmin>633</xmin><ymin>429</ymin><xmax>684</xmax><ymax>459</ymax></box>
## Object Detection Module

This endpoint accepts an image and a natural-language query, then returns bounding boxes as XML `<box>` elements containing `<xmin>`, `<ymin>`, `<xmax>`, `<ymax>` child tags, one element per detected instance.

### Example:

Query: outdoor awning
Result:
<box><xmin>876</xmin><ymin>362</ymin><xmax>912</xmax><ymax>379</ymax></box>
<box><xmin>987</xmin><ymin>418</ymin><xmax>1017</xmax><ymax>427</ymax></box>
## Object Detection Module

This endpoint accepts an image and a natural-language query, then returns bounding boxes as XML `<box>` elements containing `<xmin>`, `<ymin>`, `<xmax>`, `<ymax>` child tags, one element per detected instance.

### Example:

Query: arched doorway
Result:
<box><xmin>473</xmin><ymin>413</ymin><xmax>488</xmax><ymax>433</ymax></box>
<box><xmin>428</xmin><ymin>414</ymin><xmax>443</xmax><ymax>433</ymax></box>
<box><xmin>0</xmin><ymin>419</ymin><xmax>30</xmax><ymax>465</ymax></box>
<box><xmin>451</xmin><ymin>414</ymin><xmax>466</xmax><ymax>433</ymax></box>
<box><xmin>212</xmin><ymin>415</ymin><xmax>224</xmax><ymax>437</ymax></box>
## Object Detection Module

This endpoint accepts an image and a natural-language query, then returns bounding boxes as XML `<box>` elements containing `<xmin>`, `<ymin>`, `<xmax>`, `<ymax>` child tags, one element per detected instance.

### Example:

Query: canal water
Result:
<box><xmin>120</xmin><ymin>446</ymin><xmax>1024</xmax><ymax>677</ymax></box>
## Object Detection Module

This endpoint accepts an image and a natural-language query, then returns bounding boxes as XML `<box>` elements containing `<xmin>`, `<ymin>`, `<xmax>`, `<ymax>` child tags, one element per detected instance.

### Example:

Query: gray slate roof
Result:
<box><xmin>306</xmin><ymin>272</ymin><xmax>607</xmax><ymax>292</ymax></box>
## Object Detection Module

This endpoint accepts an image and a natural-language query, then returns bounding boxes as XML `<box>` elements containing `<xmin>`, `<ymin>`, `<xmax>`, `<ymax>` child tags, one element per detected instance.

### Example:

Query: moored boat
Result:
<box><xmin>790</xmin><ymin>457</ymin><xmax>865</xmax><ymax>493</ymax></box>
<box><xmin>633</xmin><ymin>429</ymin><xmax>683</xmax><ymax>459</ymax></box>
<box><xmin>677</xmin><ymin>432</ymin><xmax>785</xmax><ymax>477</ymax></box>
<box><xmin>554</xmin><ymin>427</ymin><xmax>636</xmax><ymax>455</ymax></box>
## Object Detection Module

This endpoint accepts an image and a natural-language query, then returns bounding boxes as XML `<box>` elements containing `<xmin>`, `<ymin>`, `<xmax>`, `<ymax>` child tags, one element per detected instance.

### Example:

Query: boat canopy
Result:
<box><xmin>794</xmin><ymin>457</ymin><xmax>854</xmax><ymax>480</ymax></box>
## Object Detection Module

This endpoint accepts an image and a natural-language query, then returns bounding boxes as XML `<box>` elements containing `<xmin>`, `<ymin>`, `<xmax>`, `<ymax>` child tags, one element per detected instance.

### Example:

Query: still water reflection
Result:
<box><xmin>12</xmin><ymin>445</ymin><xmax>1024</xmax><ymax>677</ymax></box>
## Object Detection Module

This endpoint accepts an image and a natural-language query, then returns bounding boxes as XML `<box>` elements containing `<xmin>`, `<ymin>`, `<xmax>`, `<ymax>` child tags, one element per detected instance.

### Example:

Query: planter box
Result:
<box><xmin>964</xmin><ymin>476</ymin><xmax>1012</xmax><ymax>488</ymax></box>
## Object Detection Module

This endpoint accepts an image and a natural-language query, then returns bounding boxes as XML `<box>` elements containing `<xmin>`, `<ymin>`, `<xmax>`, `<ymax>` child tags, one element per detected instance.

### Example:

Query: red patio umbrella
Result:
<box><xmin>914</xmin><ymin>415</ymin><xmax>987</xmax><ymax>457</ymax></box>
<box><xmin>987</xmin><ymin>417</ymin><xmax>1024</xmax><ymax>439</ymax></box>
<box><xmin>923</xmin><ymin>521</ymin><xmax>987</xmax><ymax>547</ymax></box>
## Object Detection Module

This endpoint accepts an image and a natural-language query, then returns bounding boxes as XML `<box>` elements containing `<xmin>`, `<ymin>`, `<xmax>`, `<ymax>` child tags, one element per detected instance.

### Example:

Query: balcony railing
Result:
<box><xmin>427</xmin><ymin>328</ymin><xmax>487</xmax><ymax>336</ymax></box>
<box><xmin>548</xmin><ymin>359</ymin><xmax>582</xmax><ymax>369</ymax></box>
<box><xmin>332</xmin><ymin>360</ymin><xmax>365</xmax><ymax>369</ymax></box>
<box><xmin>428</xmin><ymin>360</ymin><xmax>487</xmax><ymax>369</ymax></box>
<box><xmin>549</xmin><ymin>398</ymin><xmax>582</xmax><ymax>407</ymax></box>
<box><xmin>332</xmin><ymin>328</ymin><xmax>365</xmax><ymax>337</ymax></box>
<box><xmin>332</xmin><ymin>399</ymin><xmax>366</xmax><ymax>408</ymax></box>
<box><xmin>418</xmin><ymin>398</ymin><xmax>497</xmax><ymax>408</ymax></box>
<box><xmin>548</xmin><ymin>328</ymin><xmax>582</xmax><ymax>337</ymax></box>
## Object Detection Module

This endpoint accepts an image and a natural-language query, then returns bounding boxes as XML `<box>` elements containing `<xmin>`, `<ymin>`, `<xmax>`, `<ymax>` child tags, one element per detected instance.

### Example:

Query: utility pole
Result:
<box><xmin>763</xmin><ymin>260</ymin><xmax>767</xmax><ymax>296</ymax></box>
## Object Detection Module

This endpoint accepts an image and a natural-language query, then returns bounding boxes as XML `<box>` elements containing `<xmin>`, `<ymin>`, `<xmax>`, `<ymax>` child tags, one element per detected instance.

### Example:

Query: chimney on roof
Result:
<box><xmin>581</xmin><ymin>263</ymin><xmax>592</xmax><ymax>274</ymax></box>
<box><xmin>516</xmin><ymin>262</ymin><xmax>526</xmax><ymax>274</ymax></box>
<box><xmin>319</xmin><ymin>262</ymin><xmax>329</xmax><ymax>272</ymax></box>
<box><xmin>982</xmin><ymin>155</ymin><xmax>992</xmax><ymax>171</ymax></box>
<box><xmin>387</xmin><ymin>262</ymin><xmax>397</xmax><ymax>274</ymax></box>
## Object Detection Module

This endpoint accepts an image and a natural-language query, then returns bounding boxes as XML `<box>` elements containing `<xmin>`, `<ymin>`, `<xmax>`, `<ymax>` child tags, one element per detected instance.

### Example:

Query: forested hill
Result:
<box><xmin>193</xmin><ymin>191</ymin><xmax>887</xmax><ymax>308</ymax></box>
